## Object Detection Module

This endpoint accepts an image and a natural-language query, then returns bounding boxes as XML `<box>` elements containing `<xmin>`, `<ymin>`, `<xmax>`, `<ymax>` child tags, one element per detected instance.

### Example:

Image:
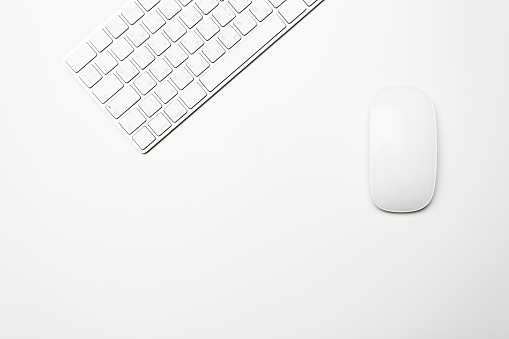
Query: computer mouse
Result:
<box><xmin>370</xmin><ymin>87</ymin><xmax>437</xmax><ymax>213</ymax></box>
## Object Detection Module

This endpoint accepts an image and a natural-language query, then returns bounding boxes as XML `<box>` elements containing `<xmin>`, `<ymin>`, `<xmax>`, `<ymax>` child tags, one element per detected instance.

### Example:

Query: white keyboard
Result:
<box><xmin>65</xmin><ymin>0</ymin><xmax>324</xmax><ymax>153</ymax></box>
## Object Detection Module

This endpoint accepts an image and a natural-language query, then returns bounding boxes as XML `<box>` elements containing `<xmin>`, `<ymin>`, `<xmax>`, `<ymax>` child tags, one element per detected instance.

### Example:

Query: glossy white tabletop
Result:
<box><xmin>1</xmin><ymin>0</ymin><xmax>508</xmax><ymax>338</ymax></box>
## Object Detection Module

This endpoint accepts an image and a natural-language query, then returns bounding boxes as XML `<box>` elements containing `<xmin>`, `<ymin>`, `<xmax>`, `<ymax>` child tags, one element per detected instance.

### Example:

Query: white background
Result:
<box><xmin>1</xmin><ymin>0</ymin><xmax>508</xmax><ymax>338</ymax></box>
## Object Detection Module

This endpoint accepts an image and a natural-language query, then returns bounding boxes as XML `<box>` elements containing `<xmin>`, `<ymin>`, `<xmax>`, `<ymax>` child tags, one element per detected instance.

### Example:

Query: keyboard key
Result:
<box><xmin>110</xmin><ymin>38</ymin><xmax>134</xmax><ymax>60</ymax></box>
<box><xmin>106</xmin><ymin>86</ymin><xmax>141</xmax><ymax>118</ymax></box>
<box><xmin>148</xmin><ymin>32</ymin><xmax>172</xmax><ymax>55</ymax></box>
<box><xmin>234</xmin><ymin>12</ymin><xmax>257</xmax><ymax>35</ymax></box>
<box><xmin>132</xmin><ymin>46</ymin><xmax>155</xmax><ymax>69</ymax></box>
<box><xmin>90</xmin><ymin>29</ymin><xmax>112</xmax><ymax>52</ymax></box>
<box><xmin>180</xmin><ymin>6</ymin><xmax>203</xmax><ymax>28</ymax></box>
<box><xmin>250</xmin><ymin>0</ymin><xmax>272</xmax><ymax>21</ymax></box>
<box><xmin>106</xmin><ymin>16</ymin><xmax>128</xmax><ymax>38</ymax></box>
<box><xmin>170</xmin><ymin>68</ymin><xmax>193</xmax><ymax>90</ymax></box>
<box><xmin>181</xmin><ymin>31</ymin><xmax>204</xmax><ymax>54</ymax></box>
<box><xmin>139</xmin><ymin>94</ymin><xmax>162</xmax><ymax>117</ymax></box>
<box><xmin>180</xmin><ymin>83</ymin><xmax>207</xmax><ymax>108</ymax></box>
<box><xmin>200</xmin><ymin>15</ymin><xmax>285</xmax><ymax>91</ymax></box>
<box><xmin>117</xmin><ymin>60</ymin><xmax>140</xmax><ymax>82</ymax></box>
<box><xmin>213</xmin><ymin>4</ymin><xmax>236</xmax><ymax>26</ymax></box>
<box><xmin>143</xmin><ymin>10</ymin><xmax>165</xmax><ymax>33</ymax></box>
<box><xmin>165</xmin><ymin>100</ymin><xmax>188</xmax><ymax>122</ymax></box>
<box><xmin>197</xmin><ymin>17</ymin><xmax>220</xmax><ymax>40</ymax></box>
<box><xmin>202</xmin><ymin>40</ymin><xmax>225</xmax><ymax>62</ymax></box>
<box><xmin>66</xmin><ymin>43</ymin><xmax>96</xmax><ymax>72</ymax></box>
<box><xmin>154</xmin><ymin>81</ymin><xmax>178</xmax><ymax>103</ymax></box>
<box><xmin>218</xmin><ymin>26</ymin><xmax>241</xmax><ymax>49</ymax></box>
<box><xmin>165</xmin><ymin>45</ymin><xmax>188</xmax><ymax>67</ymax></box>
<box><xmin>134</xmin><ymin>72</ymin><xmax>157</xmax><ymax>94</ymax></box>
<box><xmin>195</xmin><ymin>0</ymin><xmax>218</xmax><ymax>15</ymax></box>
<box><xmin>126</xmin><ymin>24</ymin><xmax>150</xmax><ymax>47</ymax></box>
<box><xmin>138</xmin><ymin>0</ymin><xmax>160</xmax><ymax>11</ymax></box>
<box><xmin>149</xmin><ymin>113</ymin><xmax>172</xmax><ymax>135</ymax></box>
<box><xmin>159</xmin><ymin>0</ymin><xmax>182</xmax><ymax>19</ymax></box>
<box><xmin>79</xmin><ymin>65</ymin><xmax>102</xmax><ymax>88</ymax></box>
<box><xmin>93</xmin><ymin>74</ymin><xmax>124</xmax><ymax>103</ymax></box>
<box><xmin>268</xmin><ymin>0</ymin><xmax>285</xmax><ymax>7</ymax></box>
<box><xmin>119</xmin><ymin>107</ymin><xmax>146</xmax><ymax>134</ymax></box>
<box><xmin>164</xmin><ymin>20</ymin><xmax>187</xmax><ymax>42</ymax></box>
<box><xmin>187</xmin><ymin>54</ymin><xmax>209</xmax><ymax>76</ymax></box>
<box><xmin>133</xmin><ymin>127</ymin><xmax>156</xmax><ymax>150</ymax></box>
<box><xmin>230</xmin><ymin>0</ymin><xmax>252</xmax><ymax>13</ymax></box>
<box><xmin>150</xmin><ymin>58</ymin><xmax>172</xmax><ymax>81</ymax></box>
<box><xmin>122</xmin><ymin>2</ymin><xmax>144</xmax><ymax>24</ymax></box>
<box><xmin>95</xmin><ymin>51</ymin><xmax>118</xmax><ymax>74</ymax></box>
<box><xmin>278</xmin><ymin>0</ymin><xmax>305</xmax><ymax>23</ymax></box>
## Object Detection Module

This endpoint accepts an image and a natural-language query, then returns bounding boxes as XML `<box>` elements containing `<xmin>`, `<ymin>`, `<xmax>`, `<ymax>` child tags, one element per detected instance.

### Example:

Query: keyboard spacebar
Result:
<box><xmin>200</xmin><ymin>15</ymin><xmax>286</xmax><ymax>92</ymax></box>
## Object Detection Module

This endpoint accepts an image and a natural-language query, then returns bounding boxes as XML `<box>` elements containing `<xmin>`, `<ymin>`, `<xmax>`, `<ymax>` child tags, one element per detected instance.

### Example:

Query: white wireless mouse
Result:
<box><xmin>370</xmin><ymin>87</ymin><xmax>437</xmax><ymax>213</ymax></box>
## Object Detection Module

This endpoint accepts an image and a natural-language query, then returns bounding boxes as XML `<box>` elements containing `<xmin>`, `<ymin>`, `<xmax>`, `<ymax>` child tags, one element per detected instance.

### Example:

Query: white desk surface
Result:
<box><xmin>1</xmin><ymin>0</ymin><xmax>508</xmax><ymax>338</ymax></box>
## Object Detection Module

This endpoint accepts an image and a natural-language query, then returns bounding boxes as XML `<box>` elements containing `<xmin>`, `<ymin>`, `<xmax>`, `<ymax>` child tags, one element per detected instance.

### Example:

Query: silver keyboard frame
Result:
<box><xmin>64</xmin><ymin>0</ymin><xmax>325</xmax><ymax>153</ymax></box>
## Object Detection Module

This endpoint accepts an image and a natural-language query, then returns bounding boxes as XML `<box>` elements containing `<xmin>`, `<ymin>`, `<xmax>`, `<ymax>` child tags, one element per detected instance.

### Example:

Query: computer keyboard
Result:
<box><xmin>65</xmin><ymin>0</ymin><xmax>324</xmax><ymax>153</ymax></box>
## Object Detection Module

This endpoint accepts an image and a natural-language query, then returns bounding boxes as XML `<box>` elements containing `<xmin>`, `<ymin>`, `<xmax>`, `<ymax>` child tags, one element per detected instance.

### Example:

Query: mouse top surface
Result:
<box><xmin>370</xmin><ymin>87</ymin><xmax>437</xmax><ymax>213</ymax></box>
